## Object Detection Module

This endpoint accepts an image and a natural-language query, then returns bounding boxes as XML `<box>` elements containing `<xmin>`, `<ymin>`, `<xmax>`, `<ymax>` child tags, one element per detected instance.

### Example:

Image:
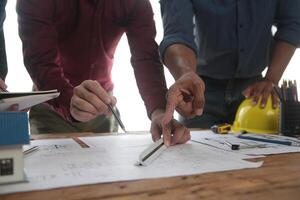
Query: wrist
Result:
<box><xmin>150</xmin><ymin>108</ymin><xmax>165</xmax><ymax>121</ymax></box>
<box><xmin>164</xmin><ymin>44</ymin><xmax>197</xmax><ymax>80</ymax></box>
<box><xmin>173</xmin><ymin>67</ymin><xmax>195</xmax><ymax>80</ymax></box>
<box><xmin>264</xmin><ymin>75</ymin><xmax>279</xmax><ymax>85</ymax></box>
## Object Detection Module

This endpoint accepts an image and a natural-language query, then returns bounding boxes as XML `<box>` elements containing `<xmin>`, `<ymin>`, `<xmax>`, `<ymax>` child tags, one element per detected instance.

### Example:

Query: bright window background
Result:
<box><xmin>4</xmin><ymin>1</ymin><xmax>300</xmax><ymax>132</ymax></box>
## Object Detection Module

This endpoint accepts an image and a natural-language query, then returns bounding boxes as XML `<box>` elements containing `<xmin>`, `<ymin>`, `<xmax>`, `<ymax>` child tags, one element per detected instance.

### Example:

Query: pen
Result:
<box><xmin>273</xmin><ymin>85</ymin><xmax>283</xmax><ymax>102</ymax></box>
<box><xmin>238</xmin><ymin>135</ymin><xmax>296</xmax><ymax>146</ymax></box>
<box><xmin>107</xmin><ymin>104</ymin><xmax>127</xmax><ymax>133</ymax></box>
<box><xmin>294</xmin><ymin>80</ymin><xmax>298</xmax><ymax>102</ymax></box>
<box><xmin>282</xmin><ymin>80</ymin><xmax>287</xmax><ymax>102</ymax></box>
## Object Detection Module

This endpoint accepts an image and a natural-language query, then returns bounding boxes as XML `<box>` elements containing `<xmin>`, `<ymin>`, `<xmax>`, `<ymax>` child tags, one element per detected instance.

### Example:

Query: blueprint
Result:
<box><xmin>0</xmin><ymin>134</ymin><xmax>262</xmax><ymax>194</ymax></box>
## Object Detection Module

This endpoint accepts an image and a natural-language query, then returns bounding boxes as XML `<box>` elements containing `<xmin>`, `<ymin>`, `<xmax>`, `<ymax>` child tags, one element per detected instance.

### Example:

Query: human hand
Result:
<box><xmin>70</xmin><ymin>80</ymin><xmax>116</xmax><ymax>122</ymax></box>
<box><xmin>0</xmin><ymin>78</ymin><xmax>7</xmax><ymax>92</ymax></box>
<box><xmin>242</xmin><ymin>79</ymin><xmax>278</xmax><ymax>108</ymax></box>
<box><xmin>151</xmin><ymin>109</ymin><xmax>190</xmax><ymax>147</ymax></box>
<box><xmin>7</xmin><ymin>104</ymin><xmax>20</xmax><ymax>111</ymax></box>
<box><xmin>0</xmin><ymin>79</ymin><xmax>20</xmax><ymax>111</ymax></box>
<box><xmin>164</xmin><ymin>72</ymin><xmax>205</xmax><ymax>125</ymax></box>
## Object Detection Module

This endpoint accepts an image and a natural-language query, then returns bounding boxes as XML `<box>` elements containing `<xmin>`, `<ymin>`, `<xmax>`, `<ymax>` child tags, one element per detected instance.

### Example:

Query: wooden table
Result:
<box><xmin>1</xmin><ymin>132</ymin><xmax>300</xmax><ymax>200</ymax></box>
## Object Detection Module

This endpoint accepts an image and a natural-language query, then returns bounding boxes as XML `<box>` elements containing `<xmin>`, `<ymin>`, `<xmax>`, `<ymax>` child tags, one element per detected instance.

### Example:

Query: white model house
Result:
<box><xmin>0</xmin><ymin>112</ymin><xmax>29</xmax><ymax>184</ymax></box>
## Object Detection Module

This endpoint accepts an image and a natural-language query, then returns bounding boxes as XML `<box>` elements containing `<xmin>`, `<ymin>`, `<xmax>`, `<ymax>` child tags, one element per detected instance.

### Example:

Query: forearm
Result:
<box><xmin>164</xmin><ymin>44</ymin><xmax>197</xmax><ymax>80</ymax></box>
<box><xmin>126</xmin><ymin>0</ymin><xmax>168</xmax><ymax>119</ymax></box>
<box><xmin>133</xmin><ymin>59</ymin><xmax>167</xmax><ymax>119</ymax></box>
<box><xmin>17</xmin><ymin>0</ymin><xmax>76</xmax><ymax>120</ymax></box>
<box><xmin>265</xmin><ymin>41</ymin><xmax>297</xmax><ymax>84</ymax></box>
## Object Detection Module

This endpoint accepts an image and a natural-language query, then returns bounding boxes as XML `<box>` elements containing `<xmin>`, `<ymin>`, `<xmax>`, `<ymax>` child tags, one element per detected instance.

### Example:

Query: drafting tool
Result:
<box><xmin>223</xmin><ymin>141</ymin><xmax>240</xmax><ymax>150</ymax></box>
<box><xmin>191</xmin><ymin>139</ymin><xmax>225</xmax><ymax>150</ymax></box>
<box><xmin>107</xmin><ymin>104</ymin><xmax>127</xmax><ymax>133</ymax></box>
<box><xmin>192</xmin><ymin>135</ymin><xmax>268</xmax><ymax>151</ymax></box>
<box><xmin>135</xmin><ymin>138</ymin><xmax>167</xmax><ymax>166</ymax></box>
<box><xmin>23</xmin><ymin>146</ymin><xmax>39</xmax><ymax>156</ymax></box>
<box><xmin>238</xmin><ymin>133</ymin><xmax>300</xmax><ymax>147</ymax></box>
<box><xmin>238</xmin><ymin>141</ymin><xmax>268</xmax><ymax>149</ymax></box>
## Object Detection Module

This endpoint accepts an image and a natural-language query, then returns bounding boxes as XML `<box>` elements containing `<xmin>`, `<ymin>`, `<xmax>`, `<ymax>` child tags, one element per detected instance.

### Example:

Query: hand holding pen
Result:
<box><xmin>70</xmin><ymin>80</ymin><xmax>126</xmax><ymax>129</ymax></box>
<box><xmin>107</xmin><ymin>103</ymin><xmax>126</xmax><ymax>133</ymax></box>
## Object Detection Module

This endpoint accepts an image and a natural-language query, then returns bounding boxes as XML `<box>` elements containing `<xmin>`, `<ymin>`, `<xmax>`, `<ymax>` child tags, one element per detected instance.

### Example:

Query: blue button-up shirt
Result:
<box><xmin>160</xmin><ymin>0</ymin><xmax>300</xmax><ymax>79</ymax></box>
<box><xmin>0</xmin><ymin>0</ymin><xmax>7</xmax><ymax>80</ymax></box>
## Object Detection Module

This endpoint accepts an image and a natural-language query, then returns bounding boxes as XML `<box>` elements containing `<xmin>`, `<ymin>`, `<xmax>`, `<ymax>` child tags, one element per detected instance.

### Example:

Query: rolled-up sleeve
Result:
<box><xmin>274</xmin><ymin>0</ymin><xmax>300</xmax><ymax>48</ymax></box>
<box><xmin>159</xmin><ymin>0</ymin><xmax>197</xmax><ymax>60</ymax></box>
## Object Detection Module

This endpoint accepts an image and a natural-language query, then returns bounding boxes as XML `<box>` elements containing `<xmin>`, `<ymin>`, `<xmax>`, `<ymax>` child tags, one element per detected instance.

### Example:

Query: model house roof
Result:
<box><xmin>0</xmin><ymin>112</ymin><xmax>30</xmax><ymax>146</ymax></box>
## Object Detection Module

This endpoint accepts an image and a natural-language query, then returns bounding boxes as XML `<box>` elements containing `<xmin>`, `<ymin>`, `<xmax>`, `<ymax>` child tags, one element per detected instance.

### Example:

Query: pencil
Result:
<box><xmin>107</xmin><ymin>104</ymin><xmax>127</xmax><ymax>133</ymax></box>
<box><xmin>273</xmin><ymin>85</ymin><xmax>283</xmax><ymax>102</ymax></box>
<box><xmin>293</xmin><ymin>80</ymin><xmax>298</xmax><ymax>102</ymax></box>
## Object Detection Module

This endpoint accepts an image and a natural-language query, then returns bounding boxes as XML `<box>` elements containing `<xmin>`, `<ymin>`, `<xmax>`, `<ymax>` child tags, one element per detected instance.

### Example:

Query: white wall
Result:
<box><xmin>4</xmin><ymin>0</ymin><xmax>32</xmax><ymax>91</ymax></box>
<box><xmin>4</xmin><ymin>1</ymin><xmax>300</xmax><ymax>132</ymax></box>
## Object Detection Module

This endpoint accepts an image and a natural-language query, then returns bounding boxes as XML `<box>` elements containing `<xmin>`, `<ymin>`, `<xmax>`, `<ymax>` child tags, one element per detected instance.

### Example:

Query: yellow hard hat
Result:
<box><xmin>232</xmin><ymin>97</ymin><xmax>280</xmax><ymax>134</ymax></box>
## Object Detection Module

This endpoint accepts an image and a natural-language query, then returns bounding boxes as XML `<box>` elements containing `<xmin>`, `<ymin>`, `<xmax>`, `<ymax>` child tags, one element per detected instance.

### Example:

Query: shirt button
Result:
<box><xmin>239</xmin><ymin>24</ymin><xmax>244</xmax><ymax>28</ymax></box>
<box><xmin>91</xmin><ymin>64</ymin><xmax>96</xmax><ymax>69</ymax></box>
<box><xmin>240</xmin><ymin>48</ymin><xmax>245</xmax><ymax>53</ymax></box>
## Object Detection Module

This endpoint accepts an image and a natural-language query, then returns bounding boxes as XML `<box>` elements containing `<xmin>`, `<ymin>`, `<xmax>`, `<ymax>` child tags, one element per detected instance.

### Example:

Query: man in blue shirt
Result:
<box><xmin>159</xmin><ymin>0</ymin><xmax>300</xmax><ymax>133</ymax></box>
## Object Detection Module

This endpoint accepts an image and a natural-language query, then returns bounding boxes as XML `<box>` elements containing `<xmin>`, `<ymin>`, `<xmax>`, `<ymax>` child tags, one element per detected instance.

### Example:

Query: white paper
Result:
<box><xmin>0</xmin><ymin>90</ymin><xmax>60</xmax><ymax>111</ymax></box>
<box><xmin>191</xmin><ymin>130</ymin><xmax>300</xmax><ymax>156</ymax></box>
<box><xmin>0</xmin><ymin>134</ymin><xmax>262</xmax><ymax>195</ymax></box>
